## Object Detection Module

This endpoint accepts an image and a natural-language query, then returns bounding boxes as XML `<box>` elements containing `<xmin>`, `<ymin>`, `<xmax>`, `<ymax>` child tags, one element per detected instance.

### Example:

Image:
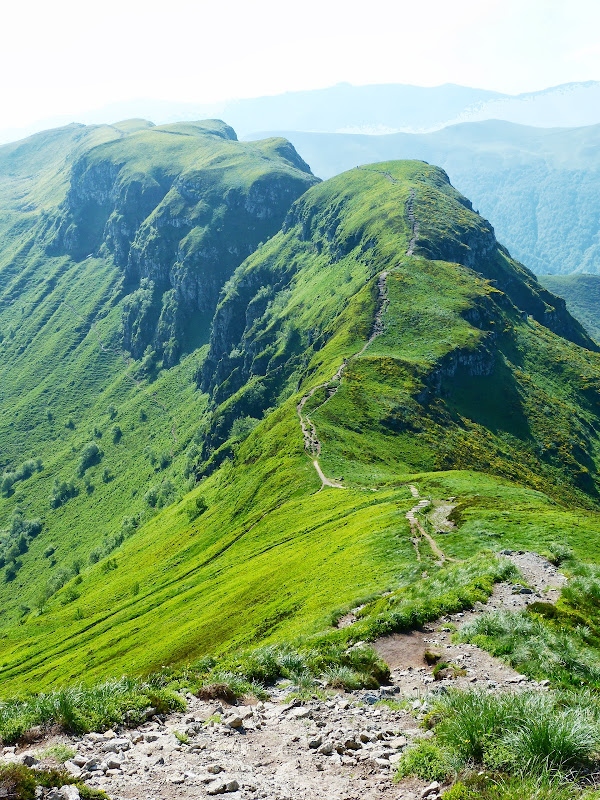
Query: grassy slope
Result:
<box><xmin>1</xmin><ymin>161</ymin><xmax>600</xmax><ymax>694</ymax></box>
<box><xmin>539</xmin><ymin>273</ymin><xmax>600</xmax><ymax>342</ymax></box>
<box><xmin>0</xmin><ymin>121</ymin><xmax>314</xmax><ymax>636</ymax></box>
<box><xmin>246</xmin><ymin>121</ymin><xmax>600</xmax><ymax>275</ymax></box>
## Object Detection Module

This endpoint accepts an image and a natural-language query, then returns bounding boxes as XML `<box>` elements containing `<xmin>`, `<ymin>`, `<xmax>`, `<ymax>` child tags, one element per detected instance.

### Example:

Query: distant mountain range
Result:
<box><xmin>3</xmin><ymin>80</ymin><xmax>600</xmax><ymax>144</ymax></box>
<box><xmin>244</xmin><ymin>120</ymin><xmax>600</xmax><ymax>275</ymax></box>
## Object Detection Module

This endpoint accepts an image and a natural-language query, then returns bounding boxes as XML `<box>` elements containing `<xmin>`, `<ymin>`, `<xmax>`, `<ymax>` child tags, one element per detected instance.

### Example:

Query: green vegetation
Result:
<box><xmin>398</xmin><ymin>688</ymin><xmax>600</xmax><ymax>799</ymax></box>
<box><xmin>539</xmin><ymin>273</ymin><xmax>600</xmax><ymax>341</ymax></box>
<box><xmin>1</xmin><ymin>138</ymin><xmax>600</xmax><ymax>717</ymax></box>
<box><xmin>0</xmin><ymin>676</ymin><xmax>184</xmax><ymax>743</ymax></box>
<box><xmin>0</xmin><ymin>762</ymin><xmax>109</xmax><ymax>799</ymax></box>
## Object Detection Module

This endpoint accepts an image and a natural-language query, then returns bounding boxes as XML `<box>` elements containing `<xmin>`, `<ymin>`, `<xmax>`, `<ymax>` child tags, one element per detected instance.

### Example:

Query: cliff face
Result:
<box><xmin>49</xmin><ymin>121</ymin><xmax>318</xmax><ymax>363</ymax></box>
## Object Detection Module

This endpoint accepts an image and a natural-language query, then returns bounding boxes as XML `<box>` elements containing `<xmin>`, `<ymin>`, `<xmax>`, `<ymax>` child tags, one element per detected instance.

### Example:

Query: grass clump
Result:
<box><xmin>0</xmin><ymin>677</ymin><xmax>184</xmax><ymax>743</ymax></box>
<box><xmin>189</xmin><ymin>641</ymin><xmax>390</xmax><ymax>698</ymax></box>
<box><xmin>0</xmin><ymin>763</ymin><xmax>108</xmax><ymax>800</ymax></box>
<box><xmin>429</xmin><ymin>689</ymin><xmax>599</xmax><ymax>775</ymax></box>
<box><xmin>40</xmin><ymin>743</ymin><xmax>77</xmax><ymax>763</ymax></box>
<box><xmin>395</xmin><ymin>739</ymin><xmax>455</xmax><ymax>783</ymax></box>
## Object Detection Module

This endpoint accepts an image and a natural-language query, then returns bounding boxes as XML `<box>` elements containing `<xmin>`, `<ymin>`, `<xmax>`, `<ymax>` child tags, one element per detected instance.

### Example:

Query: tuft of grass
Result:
<box><xmin>431</xmin><ymin>689</ymin><xmax>599</xmax><ymax>775</ymax></box>
<box><xmin>395</xmin><ymin>739</ymin><xmax>456</xmax><ymax>783</ymax></box>
<box><xmin>40</xmin><ymin>743</ymin><xmax>77</xmax><ymax>763</ymax></box>
<box><xmin>0</xmin><ymin>677</ymin><xmax>184</xmax><ymax>743</ymax></box>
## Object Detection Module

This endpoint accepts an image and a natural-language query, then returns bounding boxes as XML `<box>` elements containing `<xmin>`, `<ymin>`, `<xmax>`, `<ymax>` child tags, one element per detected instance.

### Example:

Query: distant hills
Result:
<box><xmin>244</xmin><ymin>120</ymin><xmax>600</xmax><ymax>275</ymax></box>
<box><xmin>539</xmin><ymin>274</ymin><xmax>600</xmax><ymax>341</ymax></box>
<box><xmin>3</xmin><ymin>80</ymin><xmax>600</xmax><ymax>144</ymax></box>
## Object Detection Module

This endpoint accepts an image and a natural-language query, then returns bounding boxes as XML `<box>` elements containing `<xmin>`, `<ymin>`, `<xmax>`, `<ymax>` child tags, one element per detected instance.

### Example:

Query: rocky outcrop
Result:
<box><xmin>48</xmin><ymin>122</ymin><xmax>318</xmax><ymax>364</ymax></box>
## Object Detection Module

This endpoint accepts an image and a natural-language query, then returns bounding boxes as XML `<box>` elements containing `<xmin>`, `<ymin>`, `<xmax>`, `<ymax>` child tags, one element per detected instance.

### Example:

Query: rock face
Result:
<box><xmin>48</xmin><ymin>120</ymin><xmax>318</xmax><ymax>365</ymax></box>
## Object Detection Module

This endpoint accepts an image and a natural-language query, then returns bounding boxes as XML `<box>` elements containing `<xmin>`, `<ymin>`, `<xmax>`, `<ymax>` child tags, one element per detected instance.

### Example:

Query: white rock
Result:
<box><xmin>64</xmin><ymin>760</ymin><xmax>82</xmax><ymax>778</ymax></box>
<box><xmin>422</xmin><ymin>782</ymin><xmax>441</xmax><ymax>798</ymax></box>
<box><xmin>101</xmin><ymin>737</ymin><xmax>131</xmax><ymax>752</ymax></box>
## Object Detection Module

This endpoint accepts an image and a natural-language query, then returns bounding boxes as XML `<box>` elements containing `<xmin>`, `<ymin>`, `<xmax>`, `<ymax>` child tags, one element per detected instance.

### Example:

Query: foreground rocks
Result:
<box><xmin>2</xmin><ymin>552</ymin><xmax>565</xmax><ymax>800</ymax></box>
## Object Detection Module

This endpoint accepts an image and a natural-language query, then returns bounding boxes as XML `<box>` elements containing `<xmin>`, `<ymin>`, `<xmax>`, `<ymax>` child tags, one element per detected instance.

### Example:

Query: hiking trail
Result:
<box><xmin>297</xmin><ymin>172</ymin><xmax>419</xmax><ymax>490</ymax></box>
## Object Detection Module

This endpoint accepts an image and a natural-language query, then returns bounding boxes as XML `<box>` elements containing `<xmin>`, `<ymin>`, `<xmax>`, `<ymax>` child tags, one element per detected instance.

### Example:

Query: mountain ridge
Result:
<box><xmin>1</xmin><ymin>125</ymin><xmax>600</xmax><ymax>705</ymax></box>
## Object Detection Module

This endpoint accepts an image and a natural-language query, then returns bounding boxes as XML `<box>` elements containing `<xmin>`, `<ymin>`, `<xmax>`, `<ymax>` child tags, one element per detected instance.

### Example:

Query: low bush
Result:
<box><xmin>395</xmin><ymin>739</ymin><xmax>455</xmax><ymax>783</ymax></box>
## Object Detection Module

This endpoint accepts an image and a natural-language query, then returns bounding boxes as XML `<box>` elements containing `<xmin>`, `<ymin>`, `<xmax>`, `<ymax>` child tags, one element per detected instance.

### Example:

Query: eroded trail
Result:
<box><xmin>406</xmin><ymin>485</ymin><xmax>453</xmax><ymax>564</ymax></box>
<box><xmin>297</xmin><ymin>175</ymin><xmax>419</xmax><ymax>490</ymax></box>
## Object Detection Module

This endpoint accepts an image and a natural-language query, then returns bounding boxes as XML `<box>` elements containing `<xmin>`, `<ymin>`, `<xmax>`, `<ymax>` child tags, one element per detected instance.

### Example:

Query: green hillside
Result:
<box><xmin>246</xmin><ymin>121</ymin><xmax>600</xmax><ymax>275</ymax></box>
<box><xmin>0</xmin><ymin>120</ymin><xmax>317</xmax><ymax>644</ymax></box>
<box><xmin>539</xmin><ymin>273</ymin><xmax>600</xmax><ymax>342</ymax></box>
<box><xmin>3</xmin><ymin>145</ymin><xmax>600</xmax><ymax>697</ymax></box>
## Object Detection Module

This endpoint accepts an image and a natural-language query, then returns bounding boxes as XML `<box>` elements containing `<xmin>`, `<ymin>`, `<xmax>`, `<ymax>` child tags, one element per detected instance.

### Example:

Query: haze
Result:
<box><xmin>4</xmin><ymin>0</ymin><xmax>599</xmax><ymax>131</ymax></box>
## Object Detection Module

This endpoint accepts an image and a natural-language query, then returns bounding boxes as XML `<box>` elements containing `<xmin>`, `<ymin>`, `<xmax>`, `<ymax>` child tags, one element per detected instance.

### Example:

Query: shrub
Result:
<box><xmin>394</xmin><ymin>740</ymin><xmax>455</xmax><ymax>783</ymax></box>
<box><xmin>77</xmin><ymin>442</ymin><xmax>102</xmax><ymax>477</ymax></box>
<box><xmin>111</xmin><ymin>425</ymin><xmax>122</xmax><ymax>443</ymax></box>
<box><xmin>49</xmin><ymin>478</ymin><xmax>77</xmax><ymax>508</ymax></box>
<box><xmin>185</xmin><ymin>495</ymin><xmax>208</xmax><ymax>520</ymax></box>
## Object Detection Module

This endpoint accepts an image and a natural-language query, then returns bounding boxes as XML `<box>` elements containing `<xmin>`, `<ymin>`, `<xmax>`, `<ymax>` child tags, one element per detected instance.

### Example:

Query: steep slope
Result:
<box><xmin>3</xmin><ymin>160</ymin><xmax>600</xmax><ymax>693</ymax></box>
<box><xmin>0</xmin><ymin>120</ymin><xmax>317</xmax><ymax>632</ymax></box>
<box><xmin>539</xmin><ymin>273</ymin><xmax>600</xmax><ymax>342</ymax></box>
<box><xmin>245</xmin><ymin>121</ymin><xmax>600</xmax><ymax>275</ymax></box>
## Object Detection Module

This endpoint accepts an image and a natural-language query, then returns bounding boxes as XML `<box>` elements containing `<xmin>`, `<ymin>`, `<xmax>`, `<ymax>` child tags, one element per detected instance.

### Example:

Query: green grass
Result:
<box><xmin>539</xmin><ymin>274</ymin><xmax>600</xmax><ymax>342</ymax></box>
<box><xmin>1</xmin><ymin>149</ymin><xmax>600</xmax><ymax>699</ymax></box>
<box><xmin>398</xmin><ymin>688</ymin><xmax>600</xmax><ymax>799</ymax></box>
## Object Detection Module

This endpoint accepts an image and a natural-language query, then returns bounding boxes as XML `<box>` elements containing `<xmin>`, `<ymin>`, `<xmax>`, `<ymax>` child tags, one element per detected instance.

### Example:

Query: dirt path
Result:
<box><xmin>375</xmin><ymin>549</ymin><xmax>566</xmax><ymax>702</ymax></box>
<box><xmin>312</xmin><ymin>460</ymin><xmax>344</xmax><ymax>490</ymax></box>
<box><xmin>297</xmin><ymin>176</ymin><xmax>419</xmax><ymax>490</ymax></box>
<box><xmin>406</xmin><ymin>485</ymin><xmax>452</xmax><ymax>564</ymax></box>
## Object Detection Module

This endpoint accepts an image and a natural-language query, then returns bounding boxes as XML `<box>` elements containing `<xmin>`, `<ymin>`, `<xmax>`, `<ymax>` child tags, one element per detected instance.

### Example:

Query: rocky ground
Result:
<box><xmin>3</xmin><ymin>551</ymin><xmax>565</xmax><ymax>800</ymax></box>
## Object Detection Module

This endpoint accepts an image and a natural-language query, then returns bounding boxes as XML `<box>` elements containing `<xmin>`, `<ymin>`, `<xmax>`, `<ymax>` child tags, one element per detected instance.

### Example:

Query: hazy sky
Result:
<box><xmin>2</xmin><ymin>0</ymin><xmax>599</xmax><ymax>128</ymax></box>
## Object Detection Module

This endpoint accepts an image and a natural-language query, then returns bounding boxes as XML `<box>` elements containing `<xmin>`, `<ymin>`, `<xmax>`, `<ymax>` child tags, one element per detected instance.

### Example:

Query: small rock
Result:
<box><xmin>21</xmin><ymin>754</ymin><xmax>39</xmax><ymax>766</ymax></box>
<box><xmin>223</xmin><ymin>714</ymin><xmax>243</xmax><ymax>729</ymax></box>
<box><xmin>105</xmin><ymin>756</ymin><xmax>122</xmax><ymax>770</ymax></box>
<box><xmin>207</xmin><ymin>778</ymin><xmax>240</xmax><ymax>795</ymax></box>
<box><xmin>101</xmin><ymin>737</ymin><xmax>131</xmax><ymax>753</ymax></box>
<box><xmin>308</xmin><ymin>735</ymin><xmax>322</xmax><ymax>748</ymax></box>
<box><xmin>208</xmin><ymin>764</ymin><xmax>224</xmax><ymax>773</ymax></box>
<box><xmin>48</xmin><ymin>788</ymin><xmax>80</xmax><ymax>800</ymax></box>
<box><xmin>170</xmin><ymin>773</ymin><xmax>186</xmax><ymax>784</ymax></box>
<box><xmin>422</xmin><ymin>782</ymin><xmax>441</xmax><ymax>798</ymax></box>
<box><xmin>318</xmin><ymin>742</ymin><xmax>334</xmax><ymax>755</ymax></box>
<box><xmin>374</xmin><ymin>757</ymin><xmax>391</xmax><ymax>768</ymax></box>
<box><xmin>291</xmin><ymin>707</ymin><xmax>310</xmax><ymax>719</ymax></box>
<box><xmin>64</xmin><ymin>760</ymin><xmax>82</xmax><ymax>778</ymax></box>
<box><xmin>103</xmin><ymin>729</ymin><xmax>116</xmax><ymax>739</ymax></box>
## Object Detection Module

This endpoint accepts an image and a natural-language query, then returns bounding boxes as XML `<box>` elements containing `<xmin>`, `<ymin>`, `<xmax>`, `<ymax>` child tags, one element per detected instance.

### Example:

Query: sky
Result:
<box><xmin>1</xmin><ymin>0</ymin><xmax>599</xmax><ymax>130</ymax></box>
